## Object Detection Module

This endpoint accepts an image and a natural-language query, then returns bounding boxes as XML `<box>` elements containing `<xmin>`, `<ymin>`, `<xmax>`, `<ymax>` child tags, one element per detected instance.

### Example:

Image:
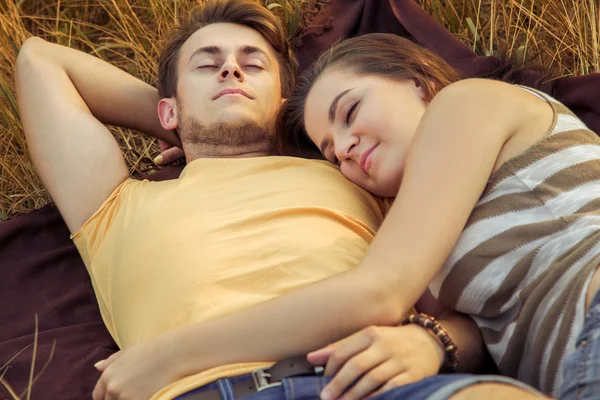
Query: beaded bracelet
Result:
<box><xmin>401</xmin><ymin>313</ymin><xmax>459</xmax><ymax>373</ymax></box>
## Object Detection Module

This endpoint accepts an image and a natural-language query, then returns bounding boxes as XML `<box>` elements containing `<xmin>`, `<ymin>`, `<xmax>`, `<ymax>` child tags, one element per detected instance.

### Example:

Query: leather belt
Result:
<box><xmin>182</xmin><ymin>356</ymin><xmax>324</xmax><ymax>400</ymax></box>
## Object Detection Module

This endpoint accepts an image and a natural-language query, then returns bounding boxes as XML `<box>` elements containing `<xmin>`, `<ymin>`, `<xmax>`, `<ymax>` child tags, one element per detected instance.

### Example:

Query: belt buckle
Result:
<box><xmin>252</xmin><ymin>366</ymin><xmax>282</xmax><ymax>392</ymax></box>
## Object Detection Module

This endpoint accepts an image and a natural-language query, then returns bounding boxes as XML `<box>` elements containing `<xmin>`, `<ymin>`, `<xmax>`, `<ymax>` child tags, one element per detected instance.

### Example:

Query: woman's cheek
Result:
<box><xmin>340</xmin><ymin>164</ymin><xmax>368</xmax><ymax>190</ymax></box>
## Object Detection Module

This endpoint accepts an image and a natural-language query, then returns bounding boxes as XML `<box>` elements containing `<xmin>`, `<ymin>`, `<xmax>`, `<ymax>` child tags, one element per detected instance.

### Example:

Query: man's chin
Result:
<box><xmin>211</xmin><ymin>108</ymin><xmax>259</xmax><ymax>124</ymax></box>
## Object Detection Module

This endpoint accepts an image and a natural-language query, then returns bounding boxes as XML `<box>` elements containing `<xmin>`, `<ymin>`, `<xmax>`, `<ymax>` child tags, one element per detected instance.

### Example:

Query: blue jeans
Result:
<box><xmin>560</xmin><ymin>289</ymin><xmax>600</xmax><ymax>400</ymax></box>
<box><xmin>177</xmin><ymin>373</ymin><xmax>542</xmax><ymax>400</ymax></box>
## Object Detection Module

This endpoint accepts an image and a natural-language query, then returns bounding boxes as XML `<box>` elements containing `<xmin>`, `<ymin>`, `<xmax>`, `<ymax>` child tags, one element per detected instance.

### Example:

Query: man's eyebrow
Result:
<box><xmin>239</xmin><ymin>45</ymin><xmax>269</xmax><ymax>59</ymax></box>
<box><xmin>188</xmin><ymin>45</ymin><xmax>270</xmax><ymax>63</ymax></box>
<box><xmin>188</xmin><ymin>46</ymin><xmax>220</xmax><ymax>63</ymax></box>
<box><xmin>328</xmin><ymin>88</ymin><xmax>353</xmax><ymax>123</ymax></box>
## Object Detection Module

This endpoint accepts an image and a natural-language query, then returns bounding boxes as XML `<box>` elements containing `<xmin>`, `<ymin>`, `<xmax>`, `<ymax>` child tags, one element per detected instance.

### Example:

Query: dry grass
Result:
<box><xmin>0</xmin><ymin>0</ymin><xmax>599</xmax><ymax>219</ymax></box>
<box><xmin>0</xmin><ymin>316</ymin><xmax>56</xmax><ymax>400</ymax></box>
<box><xmin>418</xmin><ymin>0</ymin><xmax>599</xmax><ymax>76</ymax></box>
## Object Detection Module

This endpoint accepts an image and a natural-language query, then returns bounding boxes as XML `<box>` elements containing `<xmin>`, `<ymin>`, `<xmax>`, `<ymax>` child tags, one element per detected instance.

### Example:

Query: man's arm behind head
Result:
<box><xmin>15</xmin><ymin>37</ymin><xmax>177</xmax><ymax>232</ymax></box>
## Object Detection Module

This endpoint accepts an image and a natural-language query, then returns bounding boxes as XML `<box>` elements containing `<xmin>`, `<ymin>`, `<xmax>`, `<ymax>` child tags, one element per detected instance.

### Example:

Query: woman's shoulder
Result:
<box><xmin>432</xmin><ymin>79</ymin><xmax>554</xmax><ymax>130</ymax></box>
<box><xmin>436</xmin><ymin>78</ymin><xmax>542</xmax><ymax>104</ymax></box>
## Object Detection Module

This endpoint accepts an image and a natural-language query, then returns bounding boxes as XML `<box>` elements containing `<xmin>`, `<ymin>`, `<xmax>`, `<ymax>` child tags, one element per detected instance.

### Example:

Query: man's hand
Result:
<box><xmin>154</xmin><ymin>139</ymin><xmax>185</xmax><ymax>165</ymax></box>
<box><xmin>93</xmin><ymin>335</ymin><xmax>182</xmax><ymax>400</ymax></box>
<box><xmin>307</xmin><ymin>325</ymin><xmax>445</xmax><ymax>400</ymax></box>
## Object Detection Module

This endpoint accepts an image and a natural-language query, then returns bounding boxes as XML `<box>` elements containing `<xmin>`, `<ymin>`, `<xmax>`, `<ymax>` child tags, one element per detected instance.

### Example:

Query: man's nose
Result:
<box><xmin>219</xmin><ymin>59</ymin><xmax>244</xmax><ymax>83</ymax></box>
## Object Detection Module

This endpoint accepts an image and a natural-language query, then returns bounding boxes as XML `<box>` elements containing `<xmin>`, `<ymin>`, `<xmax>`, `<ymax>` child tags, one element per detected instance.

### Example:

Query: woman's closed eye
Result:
<box><xmin>327</xmin><ymin>147</ymin><xmax>340</xmax><ymax>165</ymax></box>
<box><xmin>344</xmin><ymin>99</ymin><xmax>360</xmax><ymax>126</ymax></box>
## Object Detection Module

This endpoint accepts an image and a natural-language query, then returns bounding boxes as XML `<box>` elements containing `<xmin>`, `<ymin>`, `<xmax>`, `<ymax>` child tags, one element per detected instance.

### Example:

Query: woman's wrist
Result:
<box><xmin>159</xmin><ymin>327</ymin><xmax>201</xmax><ymax>380</ymax></box>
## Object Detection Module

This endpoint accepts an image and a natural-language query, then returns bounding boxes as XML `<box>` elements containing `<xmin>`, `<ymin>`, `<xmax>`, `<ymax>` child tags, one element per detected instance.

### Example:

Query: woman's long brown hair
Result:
<box><xmin>274</xmin><ymin>33</ymin><xmax>461</xmax><ymax>159</ymax></box>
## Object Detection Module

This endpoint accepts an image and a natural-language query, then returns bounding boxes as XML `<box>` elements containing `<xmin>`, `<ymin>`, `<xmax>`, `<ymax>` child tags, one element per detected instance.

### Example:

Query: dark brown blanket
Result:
<box><xmin>2</xmin><ymin>1</ymin><xmax>599</xmax><ymax>398</ymax></box>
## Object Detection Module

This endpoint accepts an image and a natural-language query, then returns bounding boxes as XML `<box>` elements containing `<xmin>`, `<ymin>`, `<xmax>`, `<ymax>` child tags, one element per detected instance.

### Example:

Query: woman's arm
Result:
<box><xmin>170</xmin><ymin>79</ymin><xmax>524</xmax><ymax>374</ymax></box>
<box><xmin>94</xmin><ymin>80</ymin><xmax>537</xmax><ymax>398</ymax></box>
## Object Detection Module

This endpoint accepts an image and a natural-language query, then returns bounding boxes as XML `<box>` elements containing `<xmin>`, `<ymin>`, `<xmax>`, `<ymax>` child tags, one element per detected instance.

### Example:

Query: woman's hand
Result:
<box><xmin>92</xmin><ymin>333</ymin><xmax>182</xmax><ymax>400</ymax></box>
<box><xmin>307</xmin><ymin>324</ymin><xmax>446</xmax><ymax>400</ymax></box>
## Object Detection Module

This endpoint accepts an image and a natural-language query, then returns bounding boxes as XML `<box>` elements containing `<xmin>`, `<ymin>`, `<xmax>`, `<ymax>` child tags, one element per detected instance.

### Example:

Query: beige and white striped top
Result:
<box><xmin>429</xmin><ymin>87</ymin><xmax>600</xmax><ymax>396</ymax></box>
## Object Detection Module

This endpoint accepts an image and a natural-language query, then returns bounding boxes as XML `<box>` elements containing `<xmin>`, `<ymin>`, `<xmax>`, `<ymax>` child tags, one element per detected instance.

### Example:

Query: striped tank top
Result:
<box><xmin>429</xmin><ymin>86</ymin><xmax>600</xmax><ymax>396</ymax></box>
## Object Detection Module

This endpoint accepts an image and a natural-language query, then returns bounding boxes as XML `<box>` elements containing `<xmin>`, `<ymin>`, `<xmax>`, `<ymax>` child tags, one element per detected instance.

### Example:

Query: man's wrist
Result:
<box><xmin>402</xmin><ymin>313</ymin><xmax>459</xmax><ymax>372</ymax></box>
<box><xmin>413</xmin><ymin>324</ymin><xmax>447</xmax><ymax>371</ymax></box>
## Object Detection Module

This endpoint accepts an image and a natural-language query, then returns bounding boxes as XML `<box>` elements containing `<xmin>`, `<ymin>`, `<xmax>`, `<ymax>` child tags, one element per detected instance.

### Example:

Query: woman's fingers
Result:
<box><xmin>323</xmin><ymin>326</ymin><xmax>379</xmax><ymax>377</ymax></box>
<box><xmin>321</xmin><ymin>346</ymin><xmax>389</xmax><ymax>400</ymax></box>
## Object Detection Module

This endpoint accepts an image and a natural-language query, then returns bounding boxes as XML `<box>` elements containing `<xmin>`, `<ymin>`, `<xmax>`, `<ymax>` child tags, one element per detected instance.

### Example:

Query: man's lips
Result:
<box><xmin>212</xmin><ymin>88</ymin><xmax>253</xmax><ymax>100</ymax></box>
<box><xmin>359</xmin><ymin>145</ymin><xmax>377</xmax><ymax>173</ymax></box>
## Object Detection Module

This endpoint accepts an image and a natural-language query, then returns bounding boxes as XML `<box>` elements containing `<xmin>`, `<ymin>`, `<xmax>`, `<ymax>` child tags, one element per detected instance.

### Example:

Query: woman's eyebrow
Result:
<box><xmin>319</xmin><ymin>138</ymin><xmax>330</xmax><ymax>156</ymax></box>
<box><xmin>328</xmin><ymin>88</ymin><xmax>354</xmax><ymax>123</ymax></box>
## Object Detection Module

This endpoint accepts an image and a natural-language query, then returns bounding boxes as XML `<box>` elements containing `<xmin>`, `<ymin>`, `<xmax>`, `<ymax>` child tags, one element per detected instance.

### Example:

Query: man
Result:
<box><xmin>15</xmin><ymin>1</ymin><xmax>547</xmax><ymax>399</ymax></box>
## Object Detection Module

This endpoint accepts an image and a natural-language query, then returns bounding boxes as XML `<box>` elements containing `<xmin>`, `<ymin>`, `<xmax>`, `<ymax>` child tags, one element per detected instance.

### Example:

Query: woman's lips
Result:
<box><xmin>360</xmin><ymin>144</ymin><xmax>377</xmax><ymax>173</ymax></box>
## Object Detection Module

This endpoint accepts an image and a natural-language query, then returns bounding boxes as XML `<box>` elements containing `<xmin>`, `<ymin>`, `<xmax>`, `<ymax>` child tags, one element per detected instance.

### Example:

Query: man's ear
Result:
<box><xmin>158</xmin><ymin>98</ymin><xmax>179</xmax><ymax>131</ymax></box>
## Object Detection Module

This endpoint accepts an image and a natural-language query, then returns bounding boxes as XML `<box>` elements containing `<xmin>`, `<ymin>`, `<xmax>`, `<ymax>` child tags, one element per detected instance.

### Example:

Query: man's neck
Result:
<box><xmin>183</xmin><ymin>142</ymin><xmax>273</xmax><ymax>162</ymax></box>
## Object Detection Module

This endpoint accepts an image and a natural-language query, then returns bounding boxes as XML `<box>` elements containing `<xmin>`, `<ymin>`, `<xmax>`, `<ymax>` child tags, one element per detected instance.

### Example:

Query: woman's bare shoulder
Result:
<box><xmin>437</xmin><ymin>78</ymin><xmax>531</xmax><ymax>100</ymax></box>
<box><xmin>431</xmin><ymin>78</ymin><xmax>552</xmax><ymax>130</ymax></box>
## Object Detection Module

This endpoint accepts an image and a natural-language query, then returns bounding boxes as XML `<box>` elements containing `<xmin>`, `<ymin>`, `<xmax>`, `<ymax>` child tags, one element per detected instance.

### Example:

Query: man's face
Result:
<box><xmin>173</xmin><ymin>23</ymin><xmax>283</xmax><ymax>143</ymax></box>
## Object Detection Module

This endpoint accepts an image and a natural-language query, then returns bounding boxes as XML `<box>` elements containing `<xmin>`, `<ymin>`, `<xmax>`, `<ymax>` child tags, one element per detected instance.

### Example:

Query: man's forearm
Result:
<box><xmin>438</xmin><ymin>312</ymin><xmax>485</xmax><ymax>373</ymax></box>
<box><xmin>167</xmin><ymin>268</ymin><xmax>407</xmax><ymax>378</ymax></box>
<box><xmin>23</xmin><ymin>37</ymin><xmax>178</xmax><ymax>145</ymax></box>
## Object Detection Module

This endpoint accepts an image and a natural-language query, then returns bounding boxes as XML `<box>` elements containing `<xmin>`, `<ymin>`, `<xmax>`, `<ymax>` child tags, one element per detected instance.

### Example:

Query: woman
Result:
<box><xmin>276</xmin><ymin>33</ymin><xmax>600</xmax><ymax>400</ymax></box>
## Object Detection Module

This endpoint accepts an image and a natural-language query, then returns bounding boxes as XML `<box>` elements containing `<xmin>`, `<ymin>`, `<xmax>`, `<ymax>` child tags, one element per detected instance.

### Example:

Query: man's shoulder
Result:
<box><xmin>71</xmin><ymin>177</ymin><xmax>160</xmax><ymax>240</ymax></box>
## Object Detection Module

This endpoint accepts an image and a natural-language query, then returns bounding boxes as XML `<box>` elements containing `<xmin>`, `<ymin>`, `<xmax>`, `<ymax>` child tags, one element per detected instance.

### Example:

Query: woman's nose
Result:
<box><xmin>334</xmin><ymin>134</ymin><xmax>359</xmax><ymax>161</ymax></box>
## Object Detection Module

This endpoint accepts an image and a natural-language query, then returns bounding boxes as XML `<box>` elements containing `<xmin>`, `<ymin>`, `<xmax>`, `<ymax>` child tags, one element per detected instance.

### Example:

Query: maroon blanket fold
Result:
<box><xmin>0</xmin><ymin>205</ymin><xmax>116</xmax><ymax>398</ymax></box>
<box><xmin>0</xmin><ymin>166</ymin><xmax>182</xmax><ymax>399</ymax></box>
<box><xmin>3</xmin><ymin>0</ymin><xmax>595</xmax><ymax>397</ymax></box>
<box><xmin>297</xmin><ymin>0</ymin><xmax>600</xmax><ymax>136</ymax></box>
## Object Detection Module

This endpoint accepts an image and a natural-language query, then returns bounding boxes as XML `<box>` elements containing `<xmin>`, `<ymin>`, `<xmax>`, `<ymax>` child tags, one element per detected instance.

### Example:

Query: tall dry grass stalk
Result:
<box><xmin>0</xmin><ymin>0</ymin><xmax>599</xmax><ymax>219</ymax></box>
<box><xmin>418</xmin><ymin>0</ymin><xmax>600</xmax><ymax>75</ymax></box>
<box><xmin>0</xmin><ymin>315</ymin><xmax>56</xmax><ymax>400</ymax></box>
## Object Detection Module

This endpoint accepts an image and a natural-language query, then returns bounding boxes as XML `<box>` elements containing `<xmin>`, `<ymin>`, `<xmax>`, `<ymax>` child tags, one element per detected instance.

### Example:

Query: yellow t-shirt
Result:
<box><xmin>72</xmin><ymin>156</ymin><xmax>386</xmax><ymax>399</ymax></box>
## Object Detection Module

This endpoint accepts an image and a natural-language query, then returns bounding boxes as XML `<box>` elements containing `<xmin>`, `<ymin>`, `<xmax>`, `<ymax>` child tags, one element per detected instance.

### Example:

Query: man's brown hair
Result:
<box><xmin>274</xmin><ymin>33</ymin><xmax>461</xmax><ymax>159</ymax></box>
<box><xmin>157</xmin><ymin>0</ymin><xmax>297</xmax><ymax>99</ymax></box>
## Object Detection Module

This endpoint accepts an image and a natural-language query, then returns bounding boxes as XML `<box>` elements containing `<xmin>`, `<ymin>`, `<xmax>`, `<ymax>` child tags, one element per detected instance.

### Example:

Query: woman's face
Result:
<box><xmin>304</xmin><ymin>69</ymin><xmax>427</xmax><ymax>197</ymax></box>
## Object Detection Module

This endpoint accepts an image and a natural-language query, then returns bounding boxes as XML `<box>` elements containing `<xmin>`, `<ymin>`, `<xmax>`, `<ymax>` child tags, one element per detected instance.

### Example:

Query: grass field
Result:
<box><xmin>0</xmin><ymin>0</ymin><xmax>598</xmax><ymax>219</ymax></box>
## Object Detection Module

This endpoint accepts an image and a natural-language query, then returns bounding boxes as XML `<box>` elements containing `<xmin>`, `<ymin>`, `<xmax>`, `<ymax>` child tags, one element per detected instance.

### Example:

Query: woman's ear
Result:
<box><xmin>281</xmin><ymin>98</ymin><xmax>287</xmax><ymax>105</ymax></box>
<box><xmin>158</xmin><ymin>98</ymin><xmax>179</xmax><ymax>131</ymax></box>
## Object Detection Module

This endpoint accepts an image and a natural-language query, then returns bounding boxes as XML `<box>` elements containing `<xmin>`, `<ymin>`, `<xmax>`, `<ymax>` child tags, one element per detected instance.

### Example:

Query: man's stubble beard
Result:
<box><xmin>177</xmin><ymin>103</ymin><xmax>277</xmax><ymax>157</ymax></box>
